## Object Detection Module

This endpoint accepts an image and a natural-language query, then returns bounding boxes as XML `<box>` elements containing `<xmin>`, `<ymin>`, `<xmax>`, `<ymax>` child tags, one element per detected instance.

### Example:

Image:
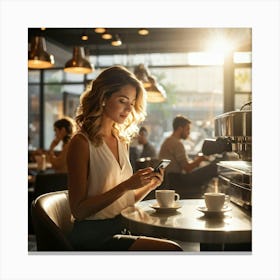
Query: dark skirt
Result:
<box><xmin>69</xmin><ymin>215</ymin><xmax>137</xmax><ymax>251</ymax></box>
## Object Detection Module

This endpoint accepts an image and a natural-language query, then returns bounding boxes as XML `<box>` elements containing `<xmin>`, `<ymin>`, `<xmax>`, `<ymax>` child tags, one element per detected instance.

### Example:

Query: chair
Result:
<box><xmin>34</xmin><ymin>172</ymin><xmax>68</xmax><ymax>199</ymax></box>
<box><xmin>31</xmin><ymin>190</ymin><xmax>74</xmax><ymax>251</ymax></box>
<box><xmin>32</xmin><ymin>190</ymin><xmax>183</xmax><ymax>252</ymax></box>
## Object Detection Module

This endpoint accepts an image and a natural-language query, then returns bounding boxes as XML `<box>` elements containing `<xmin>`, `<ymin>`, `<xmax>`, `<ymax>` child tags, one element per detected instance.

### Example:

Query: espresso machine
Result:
<box><xmin>202</xmin><ymin>107</ymin><xmax>252</xmax><ymax>212</ymax></box>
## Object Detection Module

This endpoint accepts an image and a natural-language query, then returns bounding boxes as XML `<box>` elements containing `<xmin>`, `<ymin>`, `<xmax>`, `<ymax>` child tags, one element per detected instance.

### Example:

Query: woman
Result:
<box><xmin>67</xmin><ymin>66</ymin><xmax>170</xmax><ymax>251</ymax></box>
<box><xmin>47</xmin><ymin>117</ymin><xmax>75</xmax><ymax>173</ymax></box>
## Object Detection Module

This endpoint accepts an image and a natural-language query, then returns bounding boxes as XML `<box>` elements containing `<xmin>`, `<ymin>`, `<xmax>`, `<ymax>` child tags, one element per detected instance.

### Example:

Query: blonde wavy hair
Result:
<box><xmin>75</xmin><ymin>65</ymin><xmax>147</xmax><ymax>146</ymax></box>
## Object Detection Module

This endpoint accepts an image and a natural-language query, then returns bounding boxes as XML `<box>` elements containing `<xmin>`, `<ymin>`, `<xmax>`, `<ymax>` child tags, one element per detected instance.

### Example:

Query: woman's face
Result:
<box><xmin>103</xmin><ymin>84</ymin><xmax>136</xmax><ymax>124</ymax></box>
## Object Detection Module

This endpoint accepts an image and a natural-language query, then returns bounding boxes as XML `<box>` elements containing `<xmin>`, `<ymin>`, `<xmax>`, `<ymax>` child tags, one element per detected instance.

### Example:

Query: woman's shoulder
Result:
<box><xmin>69</xmin><ymin>132</ymin><xmax>89</xmax><ymax>147</ymax></box>
<box><xmin>67</xmin><ymin>132</ymin><xmax>90</xmax><ymax>160</ymax></box>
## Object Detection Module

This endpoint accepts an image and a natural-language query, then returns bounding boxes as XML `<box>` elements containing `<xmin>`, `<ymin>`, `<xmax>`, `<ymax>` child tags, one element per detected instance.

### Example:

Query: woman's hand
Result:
<box><xmin>148</xmin><ymin>167</ymin><xmax>164</xmax><ymax>190</ymax></box>
<box><xmin>124</xmin><ymin>167</ymin><xmax>154</xmax><ymax>190</ymax></box>
<box><xmin>121</xmin><ymin>168</ymin><xmax>154</xmax><ymax>190</ymax></box>
<box><xmin>132</xmin><ymin>167</ymin><xmax>165</xmax><ymax>202</ymax></box>
<box><xmin>123</xmin><ymin>167</ymin><xmax>164</xmax><ymax>191</ymax></box>
<box><xmin>49</xmin><ymin>137</ymin><xmax>60</xmax><ymax>151</ymax></box>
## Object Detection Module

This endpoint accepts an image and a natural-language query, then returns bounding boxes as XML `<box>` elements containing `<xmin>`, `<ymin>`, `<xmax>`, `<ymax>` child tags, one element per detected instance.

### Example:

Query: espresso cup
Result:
<box><xmin>204</xmin><ymin>192</ymin><xmax>226</xmax><ymax>211</ymax></box>
<box><xmin>156</xmin><ymin>190</ymin><xmax>180</xmax><ymax>208</ymax></box>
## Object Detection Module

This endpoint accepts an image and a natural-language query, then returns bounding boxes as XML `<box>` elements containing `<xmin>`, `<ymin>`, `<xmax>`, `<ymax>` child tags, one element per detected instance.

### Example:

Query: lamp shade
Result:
<box><xmin>134</xmin><ymin>64</ymin><xmax>166</xmax><ymax>103</ymax></box>
<box><xmin>64</xmin><ymin>47</ymin><xmax>93</xmax><ymax>74</ymax></box>
<box><xmin>145</xmin><ymin>76</ymin><xmax>167</xmax><ymax>103</ymax></box>
<box><xmin>28</xmin><ymin>36</ymin><xmax>55</xmax><ymax>69</ymax></box>
<box><xmin>134</xmin><ymin>64</ymin><xmax>152</xmax><ymax>88</ymax></box>
<box><xmin>111</xmin><ymin>34</ymin><xmax>122</xmax><ymax>46</ymax></box>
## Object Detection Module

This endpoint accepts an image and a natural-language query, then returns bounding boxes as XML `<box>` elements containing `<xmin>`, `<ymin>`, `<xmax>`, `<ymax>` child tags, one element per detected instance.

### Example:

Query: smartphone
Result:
<box><xmin>154</xmin><ymin>159</ymin><xmax>171</xmax><ymax>173</ymax></box>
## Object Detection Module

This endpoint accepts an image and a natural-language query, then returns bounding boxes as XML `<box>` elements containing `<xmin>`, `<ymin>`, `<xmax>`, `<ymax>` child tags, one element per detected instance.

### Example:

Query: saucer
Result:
<box><xmin>149</xmin><ymin>202</ymin><xmax>182</xmax><ymax>213</ymax></box>
<box><xmin>196</xmin><ymin>205</ymin><xmax>232</xmax><ymax>215</ymax></box>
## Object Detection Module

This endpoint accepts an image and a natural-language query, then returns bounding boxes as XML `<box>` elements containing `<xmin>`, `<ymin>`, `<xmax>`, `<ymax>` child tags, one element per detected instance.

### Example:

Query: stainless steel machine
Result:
<box><xmin>202</xmin><ymin>108</ymin><xmax>252</xmax><ymax>212</ymax></box>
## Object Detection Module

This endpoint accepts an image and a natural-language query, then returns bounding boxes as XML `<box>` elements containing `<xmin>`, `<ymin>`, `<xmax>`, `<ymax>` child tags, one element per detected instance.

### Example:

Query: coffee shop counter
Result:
<box><xmin>121</xmin><ymin>199</ymin><xmax>252</xmax><ymax>251</ymax></box>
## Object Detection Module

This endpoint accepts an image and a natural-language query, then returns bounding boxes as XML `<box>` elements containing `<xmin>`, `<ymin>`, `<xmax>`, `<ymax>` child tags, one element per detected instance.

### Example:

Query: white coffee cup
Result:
<box><xmin>156</xmin><ymin>190</ymin><xmax>180</xmax><ymax>208</ymax></box>
<box><xmin>204</xmin><ymin>192</ymin><xmax>227</xmax><ymax>211</ymax></box>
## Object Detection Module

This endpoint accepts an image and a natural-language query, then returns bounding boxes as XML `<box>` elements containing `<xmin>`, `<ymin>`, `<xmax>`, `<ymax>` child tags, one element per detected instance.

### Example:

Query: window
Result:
<box><xmin>28</xmin><ymin>69</ymin><xmax>86</xmax><ymax>150</ymax></box>
<box><xmin>234</xmin><ymin>67</ymin><xmax>252</xmax><ymax>109</ymax></box>
<box><xmin>28</xmin><ymin>84</ymin><xmax>40</xmax><ymax>149</ymax></box>
<box><xmin>28</xmin><ymin>51</ymin><xmax>251</xmax><ymax>155</ymax></box>
<box><xmin>143</xmin><ymin>65</ymin><xmax>223</xmax><ymax>155</ymax></box>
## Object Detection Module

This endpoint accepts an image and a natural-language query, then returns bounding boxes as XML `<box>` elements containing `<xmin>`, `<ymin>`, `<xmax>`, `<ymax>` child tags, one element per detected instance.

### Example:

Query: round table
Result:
<box><xmin>121</xmin><ymin>199</ymin><xmax>252</xmax><ymax>251</ymax></box>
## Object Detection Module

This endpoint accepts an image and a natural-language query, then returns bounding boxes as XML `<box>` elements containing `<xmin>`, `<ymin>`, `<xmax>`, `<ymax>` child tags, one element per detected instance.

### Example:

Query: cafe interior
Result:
<box><xmin>28</xmin><ymin>27</ymin><xmax>252</xmax><ymax>252</ymax></box>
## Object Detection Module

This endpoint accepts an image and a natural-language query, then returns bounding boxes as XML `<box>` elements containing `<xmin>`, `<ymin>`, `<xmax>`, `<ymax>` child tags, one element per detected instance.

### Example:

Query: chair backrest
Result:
<box><xmin>34</xmin><ymin>172</ymin><xmax>68</xmax><ymax>199</ymax></box>
<box><xmin>31</xmin><ymin>190</ymin><xmax>74</xmax><ymax>251</ymax></box>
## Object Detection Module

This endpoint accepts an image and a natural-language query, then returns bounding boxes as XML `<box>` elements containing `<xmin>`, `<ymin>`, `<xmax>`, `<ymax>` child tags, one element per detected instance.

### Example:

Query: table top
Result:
<box><xmin>28</xmin><ymin>165</ymin><xmax>56</xmax><ymax>187</ymax></box>
<box><xmin>28</xmin><ymin>162</ymin><xmax>52</xmax><ymax>170</ymax></box>
<box><xmin>121</xmin><ymin>199</ymin><xmax>252</xmax><ymax>244</ymax></box>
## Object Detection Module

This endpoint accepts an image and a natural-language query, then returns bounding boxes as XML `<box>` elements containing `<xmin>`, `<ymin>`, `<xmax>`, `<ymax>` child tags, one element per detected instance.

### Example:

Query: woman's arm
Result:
<box><xmin>67</xmin><ymin>134</ymin><xmax>156</xmax><ymax>221</ymax></box>
<box><xmin>48</xmin><ymin>143</ymin><xmax>68</xmax><ymax>171</ymax></box>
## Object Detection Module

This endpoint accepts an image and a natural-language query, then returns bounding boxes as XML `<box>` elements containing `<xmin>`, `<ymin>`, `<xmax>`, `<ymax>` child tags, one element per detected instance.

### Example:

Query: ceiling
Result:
<box><xmin>28</xmin><ymin>27</ymin><xmax>252</xmax><ymax>57</ymax></box>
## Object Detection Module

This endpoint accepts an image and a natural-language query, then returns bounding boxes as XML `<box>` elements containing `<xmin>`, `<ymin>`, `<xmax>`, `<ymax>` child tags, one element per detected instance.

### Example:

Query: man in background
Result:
<box><xmin>159</xmin><ymin>115</ymin><xmax>217</xmax><ymax>197</ymax></box>
<box><xmin>159</xmin><ymin>115</ymin><xmax>206</xmax><ymax>173</ymax></box>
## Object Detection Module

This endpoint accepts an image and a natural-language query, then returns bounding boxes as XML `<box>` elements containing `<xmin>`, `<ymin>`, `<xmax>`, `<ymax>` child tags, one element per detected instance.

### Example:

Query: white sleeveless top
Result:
<box><xmin>79</xmin><ymin>132</ymin><xmax>135</xmax><ymax>220</ymax></box>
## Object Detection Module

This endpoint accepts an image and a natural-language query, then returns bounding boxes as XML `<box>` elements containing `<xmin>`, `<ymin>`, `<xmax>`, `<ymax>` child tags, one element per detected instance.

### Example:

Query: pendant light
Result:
<box><xmin>138</xmin><ymin>28</ymin><xmax>149</xmax><ymax>36</ymax></box>
<box><xmin>64</xmin><ymin>46</ymin><xmax>93</xmax><ymax>74</ymax></box>
<box><xmin>94</xmin><ymin>28</ymin><xmax>106</xmax><ymax>34</ymax></box>
<box><xmin>134</xmin><ymin>64</ymin><xmax>152</xmax><ymax>88</ymax></box>
<box><xmin>111</xmin><ymin>34</ymin><xmax>122</xmax><ymax>46</ymax></box>
<box><xmin>134</xmin><ymin>64</ymin><xmax>166</xmax><ymax>103</ymax></box>
<box><xmin>28</xmin><ymin>36</ymin><xmax>55</xmax><ymax>69</ymax></box>
<box><xmin>145</xmin><ymin>75</ymin><xmax>167</xmax><ymax>103</ymax></box>
<box><xmin>102</xmin><ymin>32</ymin><xmax>112</xmax><ymax>40</ymax></box>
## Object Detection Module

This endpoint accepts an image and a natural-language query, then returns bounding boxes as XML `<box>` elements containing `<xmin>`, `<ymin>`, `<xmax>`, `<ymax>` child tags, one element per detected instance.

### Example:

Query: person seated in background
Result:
<box><xmin>159</xmin><ymin>115</ymin><xmax>217</xmax><ymax>194</ymax></box>
<box><xmin>47</xmin><ymin>117</ymin><xmax>76</xmax><ymax>173</ymax></box>
<box><xmin>137</xmin><ymin>126</ymin><xmax>157</xmax><ymax>158</ymax></box>
<box><xmin>159</xmin><ymin>115</ymin><xmax>206</xmax><ymax>173</ymax></box>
